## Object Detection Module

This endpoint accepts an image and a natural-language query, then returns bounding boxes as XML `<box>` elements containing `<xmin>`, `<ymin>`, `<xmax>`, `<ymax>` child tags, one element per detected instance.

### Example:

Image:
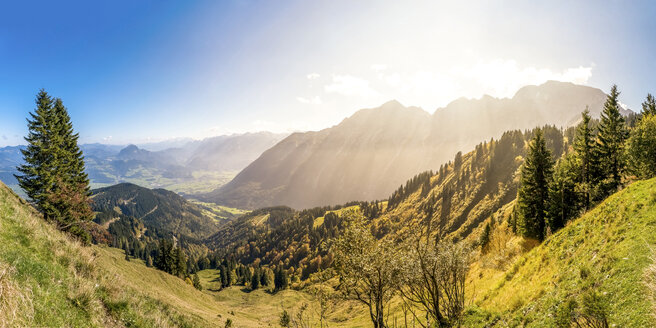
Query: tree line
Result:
<box><xmin>515</xmin><ymin>86</ymin><xmax>656</xmax><ymax>240</ymax></box>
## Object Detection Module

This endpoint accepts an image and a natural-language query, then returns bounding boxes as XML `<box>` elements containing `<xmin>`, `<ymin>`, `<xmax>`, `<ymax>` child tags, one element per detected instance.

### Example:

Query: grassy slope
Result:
<box><xmin>466</xmin><ymin>178</ymin><xmax>656</xmax><ymax>326</ymax></box>
<box><xmin>0</xmin><ymin>182</ymin><xmax>203</xmax><ymax>327</ymax></box>
<box><xmin>97</xmin><ymin>251</ymin><xmax>376</xmax><ymax>327</ymax></box>
<box><xmin>0</xmin><ymin>180</ymin><xmax>330</xmax><ymax>327</ymax></box>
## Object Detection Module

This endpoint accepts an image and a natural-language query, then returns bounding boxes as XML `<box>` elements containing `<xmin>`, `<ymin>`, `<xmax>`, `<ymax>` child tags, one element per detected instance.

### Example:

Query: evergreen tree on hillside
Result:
<box><xmin>52</xmin><ymin>98</ymin><xmax>90</xmax><ymax>190</ymax></box>
<box><xmin>124</xmin><ymin>244</ymin><xmax>131</xmax><ymax>261</ymax></box>
<box><xmin>251</xmin><ymin>268</ymin><xmax>261</xmax><ymax>290</ymax></box>
<box><xmin>547</xmin><ymin>155</ymin><xmax>581</xmax><ymax>232</ymax></box>
<box><xmin>156</xmin><ymin>239</ymin><xmax>176</xmax><ymax>273</ymax></box>
<box><xmin>192</xmin><ymin>274</ymin><xmax>202</xmax><ymax>290</ymax></box>
<box><xmin>642</xmin><ymin>93</ymin><xmax>656</xmax><ymax>117</ymax></box>
<box><xmin>260</xmin><ymin>268</ymin><xmax>270</xmax><ymax>287</ymax></box>
<box><xmin>572</xmin><ymin>109</ymin><xmax>597</xmax><ymax>210</ymax></box>
<box><xmin>16</xmin><ymin>90</ymin><xmax>57</xmax><ymax>216</ymax></box>
<box><xmin>517</xmin><ymin>129</ymin><xmax>553</xmax><ymax>240</ymax></box>
<box><xmin>479</xmin><ymin>221</ymin><xmax>491</xmax><ymax>253</ymax></box>
<box><xmin>274</xmin><ymin>267</ymin><xmax>289</xmax><ymax>291</ymax></box>
<box><xmin>220</xmin><ymin>265</ymin><xmax>229</xmax><ymax>288</ymax></box>
<box><xmin>626</xmin><ymin>114</ymin><xmax>656</xmax><ymax>179</ymax></box>
<box><xmin>16</xmin><ymin>90</ymin><xmax>93</xmax><ymax>241</ymax></box>
<box><xmin>596</xmin><ymin>85</ymin><xmax>628</xmax><ymax>197</ymax></box>
<box><xmin>174</xmin><ymin>247</ymin><xmax>187</xmax><ymax>277</ymax></box>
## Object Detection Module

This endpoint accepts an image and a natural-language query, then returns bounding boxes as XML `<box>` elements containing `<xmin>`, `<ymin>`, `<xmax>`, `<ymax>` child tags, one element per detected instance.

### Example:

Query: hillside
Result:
<box><xmin>207</xmin><ymin>81</ymin><xmax>614</xmax><ymax>209</ymax></box>
<box><xmin>201</xmin><ymin>126</ymin><xmax>566</xmax><ymax>278</ymax></box>
<box><xmin>0</xmin><ymin>181</ymin><xmax>204</xmax><ymax>327</ymax></box>
<box><xmin>464</xmin><ymin>178</ymin><xmax>656</xmax><ymax>326</ymax></box>
<box><xmin>0</xmin><ymin>180</ymin><xmax>339</xmax><ymax>327</ymax></box>
<box><xmin>91</xmin><ymin>183</ymin><xmax>231</xmax><ymax>240</ymax></box>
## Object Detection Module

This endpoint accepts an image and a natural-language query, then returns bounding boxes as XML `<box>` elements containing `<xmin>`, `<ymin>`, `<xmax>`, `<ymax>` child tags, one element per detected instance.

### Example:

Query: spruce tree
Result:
<box><xmin>193</xmin><ymin>274</ymin><xmax>202</xmax><ymax>290</ymax></box>
<box><xmin>260</xmin><ymin>268</ymin><xmax>270</xmax><ymax>287</ymax></box>
<box><xmin>626</xmin><ymin>114</ymin><xmax>656</xmax><ymax>179</ymax></box>
<box><xmin>478</xmin><ymin>222</ymin><xmax>491</xmax><ymax>253</ymax></box>
<box><xmin>572</xmin><ymin>109</ymin><xmax>596</xmax><ymax>209</ymax></box>
<box><xmin>274</xmin><ymin>267</ymin><xmax>288</xmax><ymax>291</ymax></box>
<box><xmin>16</xmin><ymin>91</ymin><xmax>93</xmax><ymax>241</ymax></box>
<box><xmin>547</xmin><ymin>155</ymin><xmax>581</xmax><ymax>232</ymax></box>
<box><xmin>174</xmin><ymin>247</ymin><xmax>187</xmax><ymax>277</ymax></box>
<box><xmin>52</xmin><ymin>98</ymin><xmax>91</xmax><ymax>190</ymax></box>
<box><xmin>124</xmin><ymin>244</ymin><xmax>131</xmax><ymax>261</ymax></box>
<box><xmin>517</xmin><ymin>129</ymin><xmax>553</xmax><ymax>240</ymax></box>
<box><xmin>642</xmin><ymin>93</ymin><xmax>656</xmax><ymax>117</ymax></box>
<box><xmin>16</xmin><ymin>90</ymin><xmax>57</xmax><ymax>216</ymax></box>
<box><xmin>225</xmin><ymin>266</ymin><xmax>233</xmax><ymax>287</ymax></box>
<box><xmin>220</xmin><ymin>265</ymin><xmax>228</xmax><ymax>288</ymax></box>
<box><xmin>251</xmin><ymin>269</ymin><xmax>260</xmax><ymax>290</ymax></box>
<box><xmin>596</xmin><ymin>85</ymin><xmax>628</xmax><ymax>196</ymax></box>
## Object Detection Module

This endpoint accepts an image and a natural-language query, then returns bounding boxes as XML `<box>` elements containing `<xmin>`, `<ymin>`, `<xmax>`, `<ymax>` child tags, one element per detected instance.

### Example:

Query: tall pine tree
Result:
<box><xmin>52</xmin><ymin>98</ymin><xmax>90</xmax><ymax>190</ymax></box>
<box><xmin>547</xmin><ymin>154</ymin><xmax>581</xmax><ymax>232</ymax></box>
<box><xmin>517</xmin><ymin>129</ymin><xmax>553</xmax><ymax>240</ymax></box>
<box><xmin>16</xmin><ymin>90</ymin><xmax>57</xmax><ymax>216</ymax></box>
<box><xmin>642</xmin><ymin>93</ymin><xmax>656</xmax><ymax>117</ymax></box>
<box><xmin>596</xmin><ymin>85</ymin><xmax>628</xmax><ymax>197</ymax></box>
<box><xmin>572</xmin><ymin>109</ymin><xmax>596</xmax><ymax>209</ymax></box>
<box><xmin>16</xmin><ymin>90</ymin><xmax>93</xmax><ymax>241</ymax></box>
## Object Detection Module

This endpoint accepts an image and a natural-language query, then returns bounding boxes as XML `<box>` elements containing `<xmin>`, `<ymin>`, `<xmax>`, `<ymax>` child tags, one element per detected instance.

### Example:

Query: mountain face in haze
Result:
<box><xmin>186</xmin><ymin>132</ymin><xmax>286</xmax><ymax>172</ymax></box>
<box><xmin>205</xmin><ymin>81</ymin><xmax>620</xmax><ymax>209</ymax></box>
<box><xmin>0</xmin><ymin>132</ymin><xmax>286</xmax><ymax>195</ymax></box>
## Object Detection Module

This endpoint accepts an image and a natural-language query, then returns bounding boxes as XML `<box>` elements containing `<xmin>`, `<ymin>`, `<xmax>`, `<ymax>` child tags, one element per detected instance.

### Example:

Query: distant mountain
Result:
<box><xmin>0</xmin><ymin>146</ymin><xmax>24</xmax><ymax>185</ymax></box>
<box><xmin>186</xmin><ymin>132</ymin><xmax>286</xmax><ymax>172</ymax></box>
<box><xmin>0</xmin><ymin>132</ymin><xmax>286</xmax><ymax>196</ymax></box>
<box><xmin>91</xmin><ymin>183</ymin><xmax>228</xmax><ymax>240</ymax></box>
<box><xmin>205</xmin><ymin>81</ymin><xmax>626</xmax><ymax>209</ymax></box>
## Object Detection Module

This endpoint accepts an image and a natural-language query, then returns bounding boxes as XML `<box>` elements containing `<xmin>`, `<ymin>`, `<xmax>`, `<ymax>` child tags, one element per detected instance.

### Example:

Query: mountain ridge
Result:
<box><xmin>206</xmin><ymin>81</ymin><xmax>622</xmax><ymax>209</ymax></box>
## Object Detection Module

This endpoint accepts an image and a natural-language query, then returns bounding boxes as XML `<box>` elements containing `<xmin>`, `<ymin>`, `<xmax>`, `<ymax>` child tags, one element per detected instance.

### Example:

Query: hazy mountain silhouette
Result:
<box><xmin>205</xmin><ymin>81</ymin><xmax>625</xmax><ymax>209</ymax></box>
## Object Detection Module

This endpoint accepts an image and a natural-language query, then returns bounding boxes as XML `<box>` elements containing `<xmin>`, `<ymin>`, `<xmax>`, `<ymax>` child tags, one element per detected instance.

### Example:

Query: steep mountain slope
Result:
<box><xmin>208</xmin><ymin>81</ymin><xmax>614</xmax><ymax>209</ymax></box>
<box><xmin>201</xmin><ymin>126</ymin><xmax>566</xmax><ymax>278</ymax></box>
<box><xmin>465</xmin><ymin>178</ymin><xmax>656</xmax><ymax>327</ymax></box>
<box><xmin>91</xmin><ymin>183</ymin><xmax>227</xmax><ymax>240</ymax></box>
<box><xmin>0</xmin><ymin>181</ymin><xmax>204</xmax><ymax>327</ymax></box>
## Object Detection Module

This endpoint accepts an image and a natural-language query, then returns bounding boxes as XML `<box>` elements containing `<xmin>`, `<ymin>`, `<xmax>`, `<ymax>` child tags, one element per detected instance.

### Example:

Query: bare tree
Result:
<box><xmin>399</xmin><ymin>225</ymin><xmax>470</xmax><ymax>327</ymax></box>
<box><xmin>331</xmin><ymin>210</ymin><xmax>403</xmax><ymax>328</ymax></box>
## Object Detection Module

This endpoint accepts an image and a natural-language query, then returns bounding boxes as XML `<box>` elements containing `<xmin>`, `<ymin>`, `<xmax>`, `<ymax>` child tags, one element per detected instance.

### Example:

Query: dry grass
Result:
<box><xmin>0</xmin><ymin>263</ymin><xmax>33</xmax><ymax>328</ymax></box>
<box><xmin>643</xmin><ymin>248</ymin><xmax>656</xmax><ymax>319</ymax></box>
<box><xmin>0</xmin><ymin>182</ymin><xmax>202</xmax><ymax>327</ymax></box>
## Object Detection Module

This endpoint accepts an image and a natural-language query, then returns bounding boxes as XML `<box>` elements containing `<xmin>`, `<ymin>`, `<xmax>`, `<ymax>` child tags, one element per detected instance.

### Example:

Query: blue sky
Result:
<box><xmin>1</xmin><ymin>0</ymin><xmax>655</xmax><ymax>146</ymax></box>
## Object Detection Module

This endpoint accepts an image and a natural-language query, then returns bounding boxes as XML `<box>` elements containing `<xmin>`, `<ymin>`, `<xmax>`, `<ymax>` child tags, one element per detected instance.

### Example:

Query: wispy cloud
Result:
<box><xmin>306</xmin><ymin>73</ymin><xmax>320</xmax><ymax>80</ymax></box>
<box><xmin>296</xmin><ymin>96</ymin><xmax>322</xmax><ymax>105</ymax></box>
<box><xmin>324</xmin><ymin>74</ymin><xmax>379</xmax><ymax>98</ymax></box>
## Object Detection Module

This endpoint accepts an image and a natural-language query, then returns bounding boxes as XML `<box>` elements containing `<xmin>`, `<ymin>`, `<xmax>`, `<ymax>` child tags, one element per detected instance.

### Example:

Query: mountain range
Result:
<box><xmin>0</xmin><ymin>132</ymin><xmax>286</xmax><ymax>196</ymax></box>
<box><xmin>204</xmin><ymin>81</ymin><xmax>623</xmax><ymax>209</ymax></box>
